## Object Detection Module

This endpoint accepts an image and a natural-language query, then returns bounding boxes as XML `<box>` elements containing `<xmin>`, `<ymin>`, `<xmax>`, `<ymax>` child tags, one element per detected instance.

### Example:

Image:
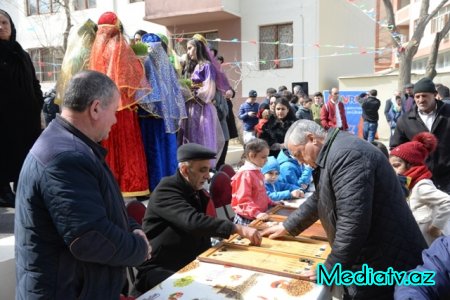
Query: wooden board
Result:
<box><xmin>250</xmin><ymin>218</ymin><xmax>328</xmax><ymax>241</ymax></box>
<box><xmin>225</xmin><ymin>234</ymin><xmax>330</xmax><ymax>259</ymax></box>
<box><xmin>198</xmin><ymin>243</ymin><xmax>322</xmax><ymax>281</ymax></box>
<box><xmin>267</xmin><ymin>205</ymin><xmax>297</xmax><ymax>217</ymax></box>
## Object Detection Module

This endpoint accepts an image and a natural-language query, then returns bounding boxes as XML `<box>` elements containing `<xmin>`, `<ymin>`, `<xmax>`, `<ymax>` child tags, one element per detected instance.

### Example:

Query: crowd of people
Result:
<box><xmin>2</xmin><ymin>7</ymin><xmax>450</xmax><ymax>299</ymax></box>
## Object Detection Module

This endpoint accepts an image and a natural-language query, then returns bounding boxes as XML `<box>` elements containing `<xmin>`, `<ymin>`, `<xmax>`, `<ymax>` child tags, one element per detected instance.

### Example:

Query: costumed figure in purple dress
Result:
<box><xmin>178</xmin><ymin>37</ymin><xmax>225</xmax><ymax>167</ymax></box>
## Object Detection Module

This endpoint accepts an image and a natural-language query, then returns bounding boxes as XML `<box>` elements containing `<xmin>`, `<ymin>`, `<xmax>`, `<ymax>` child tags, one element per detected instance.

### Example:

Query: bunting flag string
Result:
<box><xmin>32</xmin><ymin>47</ymin><xmax>392</xmax><ymax>71</ymax></box>
<box><xmin>170</xmin><ymin>36</ymin><xmax>391</xmax><ymax>52</ymax></box>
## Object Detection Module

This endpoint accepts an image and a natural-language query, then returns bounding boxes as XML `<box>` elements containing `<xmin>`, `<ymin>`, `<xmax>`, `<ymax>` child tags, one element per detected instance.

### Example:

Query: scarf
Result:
<box><xmin>403</xmin><ymin>165</ymin><xmax>432</xmax><ymax>190</ymax></box>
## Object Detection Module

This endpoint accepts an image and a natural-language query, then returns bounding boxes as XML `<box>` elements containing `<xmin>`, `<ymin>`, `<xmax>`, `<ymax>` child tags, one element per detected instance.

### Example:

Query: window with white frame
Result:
<box><xmin>28</xmin><ymin>48</ymin><xmax>63</xmax><ymax>82</ymax></box>
<box><xmin>26</xmin><ymin>0</ymin><xmax>61</xmax><ymax>16</ymax></box>
<box><xmin>259</xmin><ymin>23</ymin><xmax>293</xmax><ymax>70</ymax></box>
<box><xmin>431</xmin><ymin>5</ymin><xmax>450</xmax><ymax>39</ymax></box>
<box><xmin>74</xmin><ymin>0</ymin><xmax>96</xmax><ymax>11</ymax></box>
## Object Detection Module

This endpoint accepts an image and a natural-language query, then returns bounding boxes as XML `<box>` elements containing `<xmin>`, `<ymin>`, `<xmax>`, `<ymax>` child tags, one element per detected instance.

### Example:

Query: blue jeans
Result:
<box><xmin>363</xmin><ymin>121</ymin><xmax>378</xmax><ymax>142</ymax></box>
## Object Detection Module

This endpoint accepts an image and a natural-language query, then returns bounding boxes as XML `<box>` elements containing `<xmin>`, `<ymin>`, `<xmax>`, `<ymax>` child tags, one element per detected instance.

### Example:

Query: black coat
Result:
<box><xmin>260</xmin><ymin>114</ymin><xmax>296</xmax><ymax>156</ymax></box>
<box><xmin>226</xmin><ymin>98</ymin><xmax>239</xmax><ymax>139</ymax></box>
<box><xmin>284</xmin><ymin>130</ymin><xmax>427</xmax><ymax>299</ymax></box>
<box><xmin>390</xmin><ymin>100</ymin><xmax>450</xmax><ymax>193</ymax></box>
<box><xmin>0</xmin><ymin>40</ymin><xmax>43</xmax><ymax>184</ymax></box>
<box><xmin>135</xmin><ymin>170</ymin><xmax>235</xmax><ymax>292</ymax></box>
<box><xmin>15</xmin><ymin>116</ymin><xmax>148</xmax><ymax>299</ymax></box>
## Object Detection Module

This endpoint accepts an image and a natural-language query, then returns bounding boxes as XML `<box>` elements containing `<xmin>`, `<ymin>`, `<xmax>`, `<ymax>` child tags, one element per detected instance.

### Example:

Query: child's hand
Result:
<box><xmin>256</xmin><ymin>212</ymin><xmax>269</xmax><ymax>221</ymax></box>
<box><xmin>291</xmin><ymin>189</ymin><xmax>304</xmax><ymax>198</ymax></box>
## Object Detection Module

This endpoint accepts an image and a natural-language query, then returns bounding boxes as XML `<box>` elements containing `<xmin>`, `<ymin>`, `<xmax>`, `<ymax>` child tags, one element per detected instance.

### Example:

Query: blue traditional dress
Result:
<box><xmin>140</xmin><ymin>33</ymin><xmax>187</xmax><ymax>191</ymax></box>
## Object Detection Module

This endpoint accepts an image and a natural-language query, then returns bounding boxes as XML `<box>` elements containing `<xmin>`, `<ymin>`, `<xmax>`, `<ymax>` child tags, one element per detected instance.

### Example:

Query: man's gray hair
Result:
<box><xmin>284</xmin><ymin>120</ymin><xmax>326</xmax><ymax>146</ymax></box>
<box><xmin>63</xmin><ymin>70</ymin><xmax>118</xmax><ymax>112</ymax></box>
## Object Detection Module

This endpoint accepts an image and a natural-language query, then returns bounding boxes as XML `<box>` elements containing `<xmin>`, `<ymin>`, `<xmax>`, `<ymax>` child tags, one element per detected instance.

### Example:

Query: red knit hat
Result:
<box><xmin>390</xmin><ymin>132</ymin><xmax>437</xmax><ymax>165</ymax></box>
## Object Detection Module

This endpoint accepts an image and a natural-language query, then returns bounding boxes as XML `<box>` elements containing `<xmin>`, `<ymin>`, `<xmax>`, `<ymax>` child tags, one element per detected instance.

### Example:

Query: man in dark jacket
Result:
<box><xmin>263</xmin><ymin>120</ymin><xmax>427</xmax><ymax>299</ymax></box>
<box><xmin>15</xmin><ymin>70</ymin><xmax>151</xmax><ymax>299</ymax></box>
<box><xmin>359</xmin><ymin>89</ymin><xmax>381</xmax><ymax>142</ymax></box>
<box><xmin>133</xmin><ymin>143</ymin><xmax>261</xmax><ymax>295</ymax></box>
<box><xmin>390</xmin><ymin>77</ymin><xmax>450</xmax><ymax>194</ymax></box>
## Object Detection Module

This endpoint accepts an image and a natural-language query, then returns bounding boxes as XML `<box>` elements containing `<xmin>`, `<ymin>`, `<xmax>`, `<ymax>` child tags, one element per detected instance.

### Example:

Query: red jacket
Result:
<box><xmin>320</xmin><ymin>100</ymin><xmax>348</xmax><ymax>130</ymax></box>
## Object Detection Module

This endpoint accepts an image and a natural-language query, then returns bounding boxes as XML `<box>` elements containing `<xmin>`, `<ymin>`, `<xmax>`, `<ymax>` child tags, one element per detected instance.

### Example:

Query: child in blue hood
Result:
<box><xmin>277</xmin><ymin>149</ymin><xmax>313</xmax><ymax>190</ymax></box>
<box><xmin>262</xmin><ymin>156</ymin><xmax>304</xmax><ymax>201</ymax></box>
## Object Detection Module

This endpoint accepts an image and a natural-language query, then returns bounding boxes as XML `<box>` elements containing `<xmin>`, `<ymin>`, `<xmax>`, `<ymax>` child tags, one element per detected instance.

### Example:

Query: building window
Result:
<box><xmin>26</xmin><ymin>0</ymin><xmax>61</xmax><ymax>16</ymax></box>
<box><xmin>398</xmin><ymin>0</ymin><xmax>410</xmax><ymax>10</ymax></box>
<box><xmin>431</xmin><ymin>5</ymin><xmax>450</xmax><ymax>39</ymax></box>
<box><xmin>259</xmin><ymin>23</ymin><xmax>293</xmax><ymax>70</ymax></box>
<box><xmin>74</xmin><ymin>0</ymin><xmax>96</xmax><ymax>11</ymax></box>
<box><xmin>28</xmin><ymin>48</ymin><xmax>63</xmax><ymax>82</ymax></box>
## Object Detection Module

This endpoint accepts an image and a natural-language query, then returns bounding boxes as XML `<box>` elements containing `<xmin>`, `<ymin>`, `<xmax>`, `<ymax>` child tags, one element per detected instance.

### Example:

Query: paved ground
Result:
<box><xmin>0</xmin><ymin>207</ymin><xmax>14</xmax><ymax>239</ymax></box>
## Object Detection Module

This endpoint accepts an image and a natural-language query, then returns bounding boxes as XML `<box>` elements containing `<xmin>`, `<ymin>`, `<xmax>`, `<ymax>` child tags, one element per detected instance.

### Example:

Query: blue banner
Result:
<box><xmin>323</xmin><ymin>90</ymin><xmax>365</xmax><ymax>136</ymax></box>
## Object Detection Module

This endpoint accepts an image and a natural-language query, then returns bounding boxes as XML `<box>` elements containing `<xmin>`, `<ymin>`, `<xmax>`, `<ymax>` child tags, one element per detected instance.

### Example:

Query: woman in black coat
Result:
<box><xmin>260</xmin><ymin>97</ymin><xmax>297</xmax><ymax>157</ymax></box>
<box><xmin>0</xmin><ymin>10</ymin><xmax>43</xmax><ymax>207</ymax></box>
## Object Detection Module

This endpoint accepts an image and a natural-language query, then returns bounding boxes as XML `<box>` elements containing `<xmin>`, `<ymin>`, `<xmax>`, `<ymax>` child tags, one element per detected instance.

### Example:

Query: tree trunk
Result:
<box><xmin>62</xmin><ymin>0</ymin><xmax>72</xmax><ymax>53</ymax></box>
<box><xmin>424</xmin><ymin>33</ymin><xmax>441</xmax><ymax>79</ymax></box>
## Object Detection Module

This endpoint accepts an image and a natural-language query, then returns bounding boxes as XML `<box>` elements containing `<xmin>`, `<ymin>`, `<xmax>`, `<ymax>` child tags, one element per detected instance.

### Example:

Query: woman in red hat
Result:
<box><xmin>390</xmin><ymin>132</ymin><xmax>450</xmax><ymax>245</ymax></box>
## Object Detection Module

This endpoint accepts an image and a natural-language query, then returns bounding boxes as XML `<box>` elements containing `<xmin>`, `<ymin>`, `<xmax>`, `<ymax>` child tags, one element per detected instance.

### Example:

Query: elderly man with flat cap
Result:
<box><xmin>133</xmin><ymin>143</ymin><xmax>262</xmax><ymax>295</ymax></box>
<box><xmin>391</xmin><ymin>77</ymin><xmax>450</xmax><ymax>194</ymax></box>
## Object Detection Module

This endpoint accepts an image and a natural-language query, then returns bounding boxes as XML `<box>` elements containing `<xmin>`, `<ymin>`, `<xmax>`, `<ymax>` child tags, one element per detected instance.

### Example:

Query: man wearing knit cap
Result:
<box><xmin>391</xmin><ymin>77</ymin><xmax>450</xmax><ymax>194</ymax></box>
<box><xmin>133</xmin><ymin>143</ymin><xmax>261</xmax><ymax>295</ymax></box>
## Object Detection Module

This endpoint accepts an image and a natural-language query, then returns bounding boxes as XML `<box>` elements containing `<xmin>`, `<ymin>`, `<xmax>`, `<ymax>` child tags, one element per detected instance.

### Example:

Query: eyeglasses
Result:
<box><xmin>332</xmin><ymin>92</ymin><xmax>339</xmax><ymax>95</ymax></box>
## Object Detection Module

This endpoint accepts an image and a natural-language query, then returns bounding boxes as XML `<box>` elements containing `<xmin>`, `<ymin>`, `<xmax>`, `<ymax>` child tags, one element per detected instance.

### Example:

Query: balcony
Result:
<box><xmin>144</xmin><ymin>0</ymin><xmax>240</xmax><ymax>26</ymax></box>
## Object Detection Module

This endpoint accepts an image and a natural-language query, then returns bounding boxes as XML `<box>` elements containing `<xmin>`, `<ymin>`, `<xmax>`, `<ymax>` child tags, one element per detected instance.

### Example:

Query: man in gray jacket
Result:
<box><xmin>263</xmin><ymin>120</ymin><xmax>426</xmax><ymax>299</ymax></box>
<box><xmin>15</xmin><ymin>70</ymin><xmax>151</xmax><ymax>299</ymax></box>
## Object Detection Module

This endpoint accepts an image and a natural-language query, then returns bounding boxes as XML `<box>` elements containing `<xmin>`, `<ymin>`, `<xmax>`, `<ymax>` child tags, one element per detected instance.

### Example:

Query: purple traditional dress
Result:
<box><xmin>179</xmin><ymin>62</ymin><xmax>225</xmax><ymax>167</ymax></box>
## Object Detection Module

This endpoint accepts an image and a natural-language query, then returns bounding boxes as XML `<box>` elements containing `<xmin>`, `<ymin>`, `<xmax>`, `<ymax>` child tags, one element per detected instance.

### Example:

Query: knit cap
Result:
<box><xmin>262</xmin><ymin>156</ymin><xmax>280</xmax><ymax>174</ymax></box>
<box><xmin>390</xmin><ymin>132</ymin><xmax>437</xmax><ymax>165</ymax></box>
<box><xmin>413</xmin><ymin>78</ymin><xmax>437</xmax><ymax>94</ymax></box>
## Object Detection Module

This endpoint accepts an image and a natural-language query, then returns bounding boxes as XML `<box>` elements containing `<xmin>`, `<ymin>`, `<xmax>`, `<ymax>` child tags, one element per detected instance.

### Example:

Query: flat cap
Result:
<box><xmin>177</xmin><ymin>143</ymin><xmax>216</xmax><ymax>162</ymax></box>
<box><xmin>404</xmin><ymin>83</ymin><xmax>414</xmax><ymax>89</ymax></box>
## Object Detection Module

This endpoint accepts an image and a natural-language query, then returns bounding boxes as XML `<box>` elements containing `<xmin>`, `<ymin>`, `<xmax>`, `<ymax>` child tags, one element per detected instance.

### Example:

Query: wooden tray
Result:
<box><xmin>224</xmin><ymin>234</ymin><xmax>330</xmax><ymax>259</ymax></box>
<box><xmin>198</xmin><ymin>243</ymin><xmax>322</xmax><ymax>281</ymax></box>
<box><xmin>267</xmin><ymin>205</ymin><xmax>297</xmax><ymax>217</ymax></box>
<box><xmin>250</xmin><ymin>218</ymin><xmax>328</xmax><ymax>241</ymax></box>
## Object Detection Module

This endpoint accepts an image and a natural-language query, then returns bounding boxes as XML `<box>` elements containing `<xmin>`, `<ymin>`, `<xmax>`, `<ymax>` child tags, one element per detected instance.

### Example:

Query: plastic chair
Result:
<box><xmin>209</xmin><ymin>171</ymin><xmax>233</xmax><ymax>220</ymax></box>
<box><xmin>218</xmin><ymin>163</ymin><xmax>236</xmax><ymax>178</ymax></box>
<box><xmin>126</xmin><ymin>200</ymin><xmax>147</xmax><ymax>225</ymax></box>
<box><xmin>125</xmin><ymin>200</ymin><xmax>147</xmax><ymax>290</ymax></box>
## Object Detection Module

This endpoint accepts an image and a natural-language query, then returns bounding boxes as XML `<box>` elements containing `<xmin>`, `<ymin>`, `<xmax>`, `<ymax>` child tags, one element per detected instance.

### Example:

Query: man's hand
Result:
<box><xmin>235</xmin><ymin>224</ymin><xmax>262</xmax><ymax>246</ymax></box>
<box><xmin>261</xmin><ymin>223</ymin><xmax>288</xmax><ymax>239</ymax></box>
<box><xmin>133</xmin><ymin>229</ymin><xmax>152</xmax><ymax>260</ymax></box>
<box><xmin>301</xmin><ymin>268</ymin><xmax>317</xmax><ymax>281</ymax></box>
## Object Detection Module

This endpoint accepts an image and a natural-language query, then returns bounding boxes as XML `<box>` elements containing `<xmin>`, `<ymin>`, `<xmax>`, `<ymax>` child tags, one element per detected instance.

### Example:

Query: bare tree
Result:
<box><xmin>424</xmin><ymin>19</ymin><xmax>450</xmax><ymax>79</ymax></box>
<box><xmin>60</xmin><ymin>0</ymin><xmax>73</xmax><ymax>53</ymax></box>
<box><xmin>382</xmin><ymin>0</ymin><xmax>449</xmax><ymax>90</ymax></box>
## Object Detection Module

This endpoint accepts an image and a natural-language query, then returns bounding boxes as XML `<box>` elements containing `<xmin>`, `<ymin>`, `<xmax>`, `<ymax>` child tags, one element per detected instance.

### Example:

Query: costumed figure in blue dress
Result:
<box><xmin>139</xmin><ymin>33</ymin><xmax>187</xmax><ymax>191</ymax></box>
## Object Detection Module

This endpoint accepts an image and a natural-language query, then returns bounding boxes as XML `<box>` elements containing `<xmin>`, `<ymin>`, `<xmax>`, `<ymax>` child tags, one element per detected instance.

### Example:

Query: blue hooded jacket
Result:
<box><xmin>262</xmin><ymin>157</ymin><xmax>301</xmax><ymax>201</ymax></box>
<box><xmin>277</xmin><ymin>149</ymin><xmax>313</xmax><ymax>188</ymax></box>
